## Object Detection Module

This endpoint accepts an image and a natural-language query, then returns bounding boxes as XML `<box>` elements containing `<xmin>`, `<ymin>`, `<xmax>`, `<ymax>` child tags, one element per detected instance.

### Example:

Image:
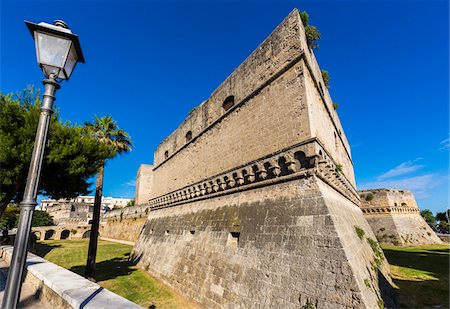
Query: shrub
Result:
<box><xmin>299</xmin><ymin>11</ymin><xmax>321</xmax><ymax>50</ymax></box>
<box><xmin>354</xmin><ymin>226</ymin><xmax>365</xmax><ymax>240</ymax></box>
<box><xmin>321</xmin><ymin>70</ymin><xmax>330</xmax><ymax>88</ymax></box>
<box><xmin>335</xmin><ymin>164</ymin><xmax>343</xmax><ymax>174</ymax></box>
<box><xmin>333</xmin><ymin>102</ymin><xmax>339</xmax><ymax>110</ymax></box>
<box><xmin>365</xmin><ymin>193</ymin><xmax>374</xmax><ymax>201</ymax></box>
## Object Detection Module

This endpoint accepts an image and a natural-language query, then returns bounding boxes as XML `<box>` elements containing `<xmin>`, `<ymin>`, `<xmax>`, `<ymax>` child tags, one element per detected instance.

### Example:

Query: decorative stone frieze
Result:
<box><xmin>144</xmin><ymin>139</ymin><xmax>360</xmax><ymax>211</ymax></box>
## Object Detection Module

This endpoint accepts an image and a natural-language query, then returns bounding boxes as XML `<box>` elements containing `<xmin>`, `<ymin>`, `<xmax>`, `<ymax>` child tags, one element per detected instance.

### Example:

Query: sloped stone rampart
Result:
<box><xmin>134</xmin><ymin>178</ymin><xmax>394</xmax><ymax>308</ymax></box>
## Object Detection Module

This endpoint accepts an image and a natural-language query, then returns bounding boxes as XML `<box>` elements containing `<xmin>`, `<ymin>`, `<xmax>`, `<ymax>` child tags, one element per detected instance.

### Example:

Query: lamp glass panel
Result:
<box><xmin>63</xmin><ymin>43</ymin><xmax>77</xmax><ymax>79</ymax></box>
<box><xmin>41</xmin><ymin>64</ymin><xmax>61</xmax><ymax>78</ymax></box>
<box><xmin>36</xmin><ymin>31</ymin><xmax>71</xmax><ymax>69</ymax></box>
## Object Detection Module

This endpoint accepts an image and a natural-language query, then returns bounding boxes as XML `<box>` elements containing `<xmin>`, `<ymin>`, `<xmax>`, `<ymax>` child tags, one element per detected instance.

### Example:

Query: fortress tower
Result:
<box><xmin>359</xmin><ymin>188</ymin><xmax>442</xmax><ymax>246</ymax></box>
<box><xmin>133</xmin><ymin>10</ymin><xmax>394</xmax><ymax>308</ymax></box>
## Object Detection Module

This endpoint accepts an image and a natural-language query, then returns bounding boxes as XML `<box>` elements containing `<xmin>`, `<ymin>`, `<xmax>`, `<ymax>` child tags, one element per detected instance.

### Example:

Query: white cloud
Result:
<box><xmin>440</xmin><ymin>138</ymin><xmax>450</xmax><ymax>150</ymax></box>
<box><xmin>377</xmin><ymin>158</ymin><xmax>423</xmax><ymax>180</ymax></box>
<box><xmin>358</xmin><ymin>174</ymin><xmax>445</xmax><ymax>199</ymax></box>
<box><xmin>123</xmin><ymin>179</ymin><xmax>136</xmax><ymax>187</ymax></box>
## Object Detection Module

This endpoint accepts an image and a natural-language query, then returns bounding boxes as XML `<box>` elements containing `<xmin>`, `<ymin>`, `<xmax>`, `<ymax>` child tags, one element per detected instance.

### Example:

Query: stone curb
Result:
<box><xmin>0</xmin><ymin>245</ymin><xmax>142</xmax><ymax>309</ymax></box>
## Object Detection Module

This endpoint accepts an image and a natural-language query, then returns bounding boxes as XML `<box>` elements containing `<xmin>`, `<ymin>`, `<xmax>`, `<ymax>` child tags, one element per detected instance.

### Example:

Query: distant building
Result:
<box><xmin>40</xmin><ymin>196</ymin><xmax>133</xmax><ymax>225</ymax></box>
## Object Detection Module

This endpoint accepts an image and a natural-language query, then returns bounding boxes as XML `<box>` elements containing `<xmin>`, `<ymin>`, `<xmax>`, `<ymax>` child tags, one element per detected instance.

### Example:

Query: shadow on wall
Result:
<box><xmin>82</xmin><ymin>230</ymin><xmax>91</xmax><ymax>238</ymax></box>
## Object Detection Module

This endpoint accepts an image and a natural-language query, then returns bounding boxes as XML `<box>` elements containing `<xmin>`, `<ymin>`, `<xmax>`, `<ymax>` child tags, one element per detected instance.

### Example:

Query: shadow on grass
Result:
<box><xmin>69</xmin><ymin>257</ymin><xmax>138</xmax><ymax>282</ymax></box>
<box><xmin>32</xmin><ymin>241</ymin><xmax>62</xmax><ymax>257</ymax></box>
<box><xmin>383</xmin><ymin>247</ymin><xmax>449</xmax><ymax>308</ymax></box>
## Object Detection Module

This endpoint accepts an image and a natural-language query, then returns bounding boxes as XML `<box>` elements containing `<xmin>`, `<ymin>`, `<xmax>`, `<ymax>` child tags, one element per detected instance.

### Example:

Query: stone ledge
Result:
<box><xmin>0</xmin><ymin>246</ymin><xmax>142</xmax><ymax>309</ymax></box>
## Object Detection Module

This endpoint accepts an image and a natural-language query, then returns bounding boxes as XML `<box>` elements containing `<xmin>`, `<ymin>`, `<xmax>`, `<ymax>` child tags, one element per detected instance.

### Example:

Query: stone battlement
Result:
<box><xmin>359</xmin><ymin>188</ymin><xmax>419</xmax><ymax>211</ymax></box>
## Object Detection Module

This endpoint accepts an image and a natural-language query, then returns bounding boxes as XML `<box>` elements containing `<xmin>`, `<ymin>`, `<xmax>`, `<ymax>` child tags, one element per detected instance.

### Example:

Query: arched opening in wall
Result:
<box><xmin>44</xmin><ymin>230</ymin><xmax>55</xmax><ymax>240</ymax></box>
<box><xmin>164</xmin><ymin>151</ymin><xmax>169</xmax><ymax>159</ymax></box>
<box><xmin>60</xmin><ymin>229</ymin><xmax>70</xmax><ymax>240</ymax></box>
<box><xmin>185</xmin><ymin>131</ymin><xmax>192</xmax><ymax>143</ymax></box>
<box><xmin>227</xmin><ymin>232</ymin><xmax>240</xmax><ymax>250</ymax></box>
<box><xmin>82</xmin><ymin>230</ymin><xmax>91</xmax><ymax>238</ymax></box>
<box><xmin>222</xmin><ymin>95</ymin><xmax>235</xmax><ymax>111</ymax></box>
<box><xmin>33</xmin><ymin>231</ymin><xmax>41</xmax><ymax>240</ymax></box>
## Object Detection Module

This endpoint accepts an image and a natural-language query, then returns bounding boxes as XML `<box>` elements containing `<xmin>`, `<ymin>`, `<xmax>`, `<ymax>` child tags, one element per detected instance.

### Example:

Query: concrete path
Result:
<box><xmin>0</xmin><ymin>260</ymin><xmax>47</xmax><ymax>308</ymax></box>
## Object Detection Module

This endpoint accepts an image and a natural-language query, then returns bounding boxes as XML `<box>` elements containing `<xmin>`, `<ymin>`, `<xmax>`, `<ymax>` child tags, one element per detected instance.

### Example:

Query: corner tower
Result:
<box><xmin>134</xmin><ymin>9</ymin><xmax>395</xmax><ymax>308</ymax></box>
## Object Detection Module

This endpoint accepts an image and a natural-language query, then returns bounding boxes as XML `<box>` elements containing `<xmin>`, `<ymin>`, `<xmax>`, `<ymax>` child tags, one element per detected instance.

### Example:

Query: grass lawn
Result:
<box><xmin>34</xmin><ymin>239</ymin><xmax>200</xmax><ymax>309</ymax></box>
<box><xmin>382</xmin><ymin>244</ymin><xmax>450</xmax><ymax>309</ymax></box>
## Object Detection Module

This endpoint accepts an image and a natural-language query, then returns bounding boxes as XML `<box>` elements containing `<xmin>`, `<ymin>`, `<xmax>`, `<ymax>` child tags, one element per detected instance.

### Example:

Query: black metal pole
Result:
<box><xmin>1</xmin><ymin>77</ymin><xmax>60</xmax><ymax>309</ymax></box>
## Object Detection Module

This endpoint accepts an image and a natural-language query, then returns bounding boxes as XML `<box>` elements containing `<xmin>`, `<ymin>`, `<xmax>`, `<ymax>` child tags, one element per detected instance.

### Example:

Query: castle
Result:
<box><xmin>131</xmin><ymin>9</ymin><xmax>395</xmax><ymax>308</ymax></box>
<box><xmin>358</xmin><ymin>188</ymin><xmax>442</xmax><ymax>246</ymax></box>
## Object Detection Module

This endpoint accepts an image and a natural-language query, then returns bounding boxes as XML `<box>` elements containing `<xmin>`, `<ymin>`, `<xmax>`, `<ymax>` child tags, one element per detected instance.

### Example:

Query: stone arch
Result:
<box><xmin>33</xmin><ymin>231</ymin><xmax>42</xmax><ymax>240</ymax></box>
<box><xmin>60</xmin><ymin>229</ymin><xmax>70</xmax><ymax>240</ymax></box>
<box><xmin>44</xmin><ymin>229</ymin><xmax>55</xmax><ymax>240</ymax></box>
<box><xmin>82</xmin><ymin>230</ymin><xmax>91</xmax><ymax>238</ymax></box>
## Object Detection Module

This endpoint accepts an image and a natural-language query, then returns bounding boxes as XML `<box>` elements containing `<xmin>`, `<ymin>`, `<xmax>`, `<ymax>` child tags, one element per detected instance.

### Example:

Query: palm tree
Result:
<box><xmin>83</xmin><ymin>115</ymin><xmax>132</xmax><ymax>280</ymax></box>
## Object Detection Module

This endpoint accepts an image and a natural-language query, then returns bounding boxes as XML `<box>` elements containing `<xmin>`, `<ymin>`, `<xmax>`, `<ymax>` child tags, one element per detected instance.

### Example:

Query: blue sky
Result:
<box><xmin>1</xmin><ymin>0</ymin><xmax>448</xmax><ymax>213</ymax></box>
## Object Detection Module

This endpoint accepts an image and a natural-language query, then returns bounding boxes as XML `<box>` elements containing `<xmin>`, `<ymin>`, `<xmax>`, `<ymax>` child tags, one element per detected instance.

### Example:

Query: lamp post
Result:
<box><xmin>1</xmin><ymin>20</ymin><xmax>84</xmax><ymax>309</ymax></box>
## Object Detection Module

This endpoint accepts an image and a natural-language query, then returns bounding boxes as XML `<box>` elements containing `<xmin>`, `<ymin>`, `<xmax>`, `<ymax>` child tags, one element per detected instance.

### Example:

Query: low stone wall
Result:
<box><xmin>100</xmin><ymin>205</ymin><xmax>149</xmax><ymax>243</ymax></box>
<box><xmin>0</xmin><ymin>246</ymin><xmax>141</xmax><ymax>308</ymax></box>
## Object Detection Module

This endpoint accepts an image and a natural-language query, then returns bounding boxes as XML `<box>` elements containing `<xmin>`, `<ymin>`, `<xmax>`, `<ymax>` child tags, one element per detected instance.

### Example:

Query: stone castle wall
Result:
<box><xmin>133</xmin><ymin>9</ymin><xmax>394</xmax><ymax>308</ymax></box>
<box><xmin>359</xmin><ymin>188</ymin><xmax>442</xmax><ymax>246</ymax></box>
<box><xmin>139</xmin><ymin>8</ymin><xmax>355</xmax><ymax>203</ymax></box>
<box><xmin>99</xmin><ymin>205</ymin><xmax>150</xmax><ymax>243</ymax></box>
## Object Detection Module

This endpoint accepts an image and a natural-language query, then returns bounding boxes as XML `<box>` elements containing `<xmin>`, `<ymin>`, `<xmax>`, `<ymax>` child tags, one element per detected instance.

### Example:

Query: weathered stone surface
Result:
<box><xmin>132</xmin><ymin>8</ymin><xmax>395</xmax><ymax>308</ymax></box>
<box><xmin>134</xmin><ymin>178</ymin><xmax>394</xmax><ymax>308</ymax></box>
<box><xmin>359</xmin><ymin>188</ymin><xmax>442</xmax><ymax>246</ymax></box>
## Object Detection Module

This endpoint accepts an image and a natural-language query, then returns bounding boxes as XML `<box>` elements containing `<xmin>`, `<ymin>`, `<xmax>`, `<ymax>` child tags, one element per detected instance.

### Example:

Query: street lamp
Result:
<box><xmin>1</xmin><ymin>20</ymin><xmax>84</xmax><ymax>309</ymax></box>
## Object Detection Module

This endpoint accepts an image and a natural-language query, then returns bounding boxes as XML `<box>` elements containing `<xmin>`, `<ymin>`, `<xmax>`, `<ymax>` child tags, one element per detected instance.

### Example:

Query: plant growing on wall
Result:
<box><xmin>299</xmin><ymin>11</ymin><xmax>321</xmax><ymax>50</ymax></box>
<box><xmin>321</xmin><ymin>70</ymin><xmax>330</xmax><ymax>88</ymax></box>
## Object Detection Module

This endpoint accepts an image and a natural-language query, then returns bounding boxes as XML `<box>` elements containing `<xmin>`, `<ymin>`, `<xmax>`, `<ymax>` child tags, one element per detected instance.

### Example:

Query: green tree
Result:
<box><xmin>436</xmin><ymin>211</ymin><xmax>449</xmax><ymax>234</ymax></box>
<box><xmin>0</xmin><ymin>205</ymin><xmax>53</xmax><ymax>228</ymax></box>
<box><xmin>0</xmin><ymin>205</ymin><xmax>20</xmax><ymax>229</ymax></box>
<box><xmin>126</xmin><ymin>199</ymin><xmax>135</xmax><ymax>207</ymax></box>
<box><xmin>0</xmin><ymin>88</ymin><xmax>109</xmax><ymax>218</ymax></box>
<box><xmin>421</xmin><ymin>209</ymin><xmax>437</xmax><ymax>231</ymax></box>
<box><xmin>32</xmin><ymin>210</ymin><xmax>54</xmax><ymax>227</ymax></box>
<box><xmin>84</xmin><ymin>115</ymin><xmax>132</xmax><ymax>280</ymax></box>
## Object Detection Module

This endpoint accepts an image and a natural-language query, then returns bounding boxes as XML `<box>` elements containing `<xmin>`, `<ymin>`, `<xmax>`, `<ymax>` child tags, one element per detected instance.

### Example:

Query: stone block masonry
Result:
<box><xmin>134</xmin><ymin>8</ymin><xmax>395</xmax><ymax>308</ymax></box>
<box><xmin>359</xmin><ymin>188</ymin><xmax>442</xmax><ymax>246</ymax></box>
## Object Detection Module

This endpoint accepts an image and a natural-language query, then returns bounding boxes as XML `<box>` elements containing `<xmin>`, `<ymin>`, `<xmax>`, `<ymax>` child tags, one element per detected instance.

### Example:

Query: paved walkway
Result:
<box><xmin>0</xmin><ymin>260</ymin><xmax>47</xmax><ymax>308</ymax></box>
